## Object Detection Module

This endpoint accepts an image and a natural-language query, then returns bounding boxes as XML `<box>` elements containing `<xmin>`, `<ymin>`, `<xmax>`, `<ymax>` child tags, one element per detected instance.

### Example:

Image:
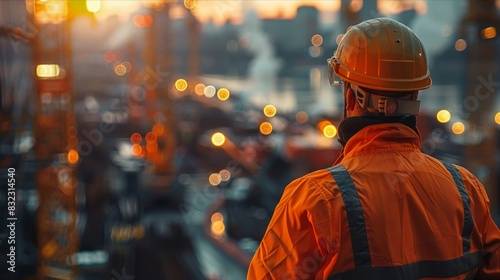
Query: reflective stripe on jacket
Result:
<box><xmin>247</xmin><ymin>122</ymin><xmax>500</xmax><ymax>279</ymax></box>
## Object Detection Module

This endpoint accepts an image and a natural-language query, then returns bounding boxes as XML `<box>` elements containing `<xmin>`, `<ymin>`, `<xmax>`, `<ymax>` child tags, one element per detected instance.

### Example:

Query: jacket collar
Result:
<box><xmin>334</xmin><ymin>115</ymin><xmax>422</xmax><ymax>164</ymax></box>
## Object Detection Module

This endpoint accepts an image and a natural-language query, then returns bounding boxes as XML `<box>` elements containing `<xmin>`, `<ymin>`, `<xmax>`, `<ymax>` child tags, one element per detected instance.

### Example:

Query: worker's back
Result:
<box><xmin>247</xmin><ymin>122</ymin><xmax>500</xmax><ymax>279</ymax></box>
<box><xmin>325</xmin><ymin>123</ymin><xmax>492</xmax><ymax>279</ymax></box>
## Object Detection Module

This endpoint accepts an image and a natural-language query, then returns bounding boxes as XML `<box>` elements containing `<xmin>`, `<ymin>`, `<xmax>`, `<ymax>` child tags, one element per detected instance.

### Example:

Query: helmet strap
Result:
<box><xmin>350</xmin><ymin>84</ymin><xmax>420</xmax><ymax>116</ymax></box>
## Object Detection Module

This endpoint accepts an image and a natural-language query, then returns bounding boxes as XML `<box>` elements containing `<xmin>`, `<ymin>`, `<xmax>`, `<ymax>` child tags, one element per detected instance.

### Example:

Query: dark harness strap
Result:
<box><xmin>326</xmin><ymin>162</ymin><xmax>480</xmax><ymax>279</ymax></box>
<box><xmin>328</xmin><ymin>252</ymin><xmax>482</xmax><ymax>280</ymax></box>
<box><xmin>440</xmin><ymin>161</ymin><xmax>474</xmax><ymax>254</ymax></box>
<box><xmin>327</xmin><ymin>165</ymin><xmax>371</xmax><ymax>268</ymax></box>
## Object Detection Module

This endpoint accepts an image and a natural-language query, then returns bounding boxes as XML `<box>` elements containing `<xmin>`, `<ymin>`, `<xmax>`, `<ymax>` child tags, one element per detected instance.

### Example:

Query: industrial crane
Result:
<box><xmin>30</xmin><ymin>0</ymin><xmax>79</xmax><ymax>279</ymax></box>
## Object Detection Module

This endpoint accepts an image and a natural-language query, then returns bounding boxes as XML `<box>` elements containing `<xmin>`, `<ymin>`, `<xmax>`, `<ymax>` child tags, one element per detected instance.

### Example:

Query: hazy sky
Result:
<box><xmin>89</xmin><ymin>0</ymin><xmax>436</xmax><ymax>25</ymax></box>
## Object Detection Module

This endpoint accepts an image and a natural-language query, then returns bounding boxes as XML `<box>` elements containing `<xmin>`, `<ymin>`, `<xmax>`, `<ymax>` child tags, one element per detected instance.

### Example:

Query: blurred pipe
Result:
<box><xmin>219</xmin><ymin>136</ymin><xmax>259</xmax><ymax>175</ymax></box>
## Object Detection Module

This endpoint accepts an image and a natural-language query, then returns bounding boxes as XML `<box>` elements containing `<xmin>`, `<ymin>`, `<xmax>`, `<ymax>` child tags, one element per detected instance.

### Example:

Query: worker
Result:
<box><xmin>247</xmin><ymin>18</ymin><xmax>500</xmax><ymax>280</ymax></box>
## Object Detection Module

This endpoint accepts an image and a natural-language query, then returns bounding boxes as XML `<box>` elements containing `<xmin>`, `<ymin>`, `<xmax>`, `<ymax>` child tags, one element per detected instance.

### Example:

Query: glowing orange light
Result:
<box><xmin>317</xmin><ymin>120</ymin><xmax>332</xmax><ymax>131</ymax></box>
<box><xmin>131</xmin><ymin>143</ymin><xmax>142</xmax><ymax>157</ymax></box>
<box><xmin>133</xmin><ymin>15</ymin><xmax>143</xmax><ymax>27</ymax></box>
<box><xmin>130</xmin><ymin>132</ymin><xmax>142</xmax><ymax>144</ymax></box>
<box><xmin>209</xmin><ymin>173</ymin><xmax>222</xmax><ymax>186</ymax></box>
<box><xmin>260</xmin><ymin>122</ymin><xmax>273</xmax><ymax>135</ymax></box>
<box><xmin>194</xmin><ymin>83</ymin><xmax>206</xmax><ymax>96</ymax></box>
<box><xmin>133</xmin><ymin>14</ymin><xmax>147</xmax><ymax>28</ymax></box>
<box><xmin>481</xmin><ymin>26</ymin><xmax>497</xmax><ymax>39</ymax></box>
<box><xmin>114</xmin><ymin>64</ymin><xmax>127</xmax><ymax>76</ymax></box>
<box><xmin>146</xmin><ymin>142</ymin><xmax>158</xmax><ymax>153</ymax></box>
<box><xmin>175</xmin><ymin>78</ymin><xmax>188</xmax><ymax>91</ymax></box>
<box><xmin>349</xmin><ymin>0</ymin><xmax>363</xmax><ymax>12</ymax></box>
<box><xmin>67</xmin><ymin>149</ymin><xmax>79</xmax><ymax>164</ymax></box>
<box><xmin>34</xmin><ymin>0</ymin><xmax>68</xmax><ymax>25</ymax></box>
<box><xmin>211</xmin><ymin>212</ymin><xmax>223</xmax><ymax>222</ymax></box>
<box><xmin>184</xmin><ymin>0</ymin><xmax>196</xmax><ymax>10</ymax></box>
<box><xmin>145</xmin><ymin>132</ymin><xmax>157</xmax><ymax>142</ymax></box>
<box><xmin>217</xmin><ymin>88</ymin><xmax>230</xmax><ymax>101</ymax></box>
<box><xmin>211</xmin><ymin>220</ymin><xmax>225</xmax><ymax>237</ymax></box>
<box><xmin>495</xmin><ymin>112</ymin><xmax>500</xmax><ymax>125</ymax></box>
<box><xmin>152</xmin><ymin>123</ymin><xmax>165</xmax><ymax>136</ymax></box>
<box><xmin>451</xmin><ymin>122</ymin><xmax>465</xmax><ymax>135</ymax></box>
<box><xmin>144</xmin><ymin>14</ymin><xmax>153</xmax><ymax>27</ymax></box>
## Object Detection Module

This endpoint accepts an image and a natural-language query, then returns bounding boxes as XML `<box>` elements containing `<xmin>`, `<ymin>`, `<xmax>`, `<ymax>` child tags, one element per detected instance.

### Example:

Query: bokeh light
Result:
<box><xmin>152</xmin><ymin>123</ymin><xmax>165</xmax><ymax>136</ymax></box>
<box><xmin>436</xmin><ymin>109</ymin><xmax>451</xmax><ymax>123</ymax></box>
<box><xmin>175</xmin><ymin>78</ymin><xmax>188</xmax><ymax>91</ymax></box>
<box><xmin>145</xmin><ymin>132</ymin><xmax>157</xmax><ymax>143</ymax></box>
<box><xmin>211</xmin><ymin>220</ymin><xmax>225</xmax><ymax>237</ymax></box>
<box><xmin>204</xmin><ymin>85</ymin><xmax>216</xmax><ymax>98</ymax></box>
<box><xmin>259</xmin><ymin>122</ymin><xmax>273</xmax><ymax>135</ymax></box>
<box><xmin>36</xmin><ymin>64</ymin><xmax>60</xmax><ymax>78</ymax></box>
<box><xmin>336</xmin><ymin>34</ymin><xmax>344</xmax><ymax>44</ymax></box>
<box><xmin>184</xmin><ymin>0</ymin><xmax>196</xmax><ymax>10</ymax></box>
<box><xmin>133</xmin><ymin>14</ymin><xmax>153</xmax><ymax>28</ymax></box>
<box><xmin>263</xmin><ymin>105</ymin><xmax>277</xmax><ymax>117</ymax></box>
<box><xmin>130</xmin><ymin>132</ymin><xmax>142</xmax><ymax>144</ymax></box>
<box><xmin>455</xmin><ymin>39</ymin><xmax>467</xmax><ymax>51</ymax></box>
<box><xmin>219</xmin><ymin>169</ymin><xmax>231</xmax><ymax>181</ymax></box>
<box><xmin>308</xmin><ymin>46</ymin><xmax>323</xmax><ymax>58</ymax></box>
<box><xmin>311</xmin><ymin>34</ymin><xmax>323</xmax><ymax>46</ymax></box>
<box><xmin>323</xmin><ymin>124</ymin><xmax>337</xmax><ymax>138</ymax></box>
<box><xmin>130</xmin><ymin>143</ymin><xmax>143</xmax><ymax>157</ymax></box>
<box><xmin>441</xmin><ymin>24</ymin><xmax>452</xmax><ymax>37</ymax></box>
<box><xmin>481</xmin><ymin>26</ymin><xmax>497</xmax><ymax>39</ymax></box>
<box><xmin>317</xmin><ymin>120</ymin><xmax>334</xmax><ymax>133</ymax></box>
<box><xmin>208</xmin><ymin>173</ymin><xmax>222</xmax><ymax>186</ymax></box>
<box><xmin>211</xmin><ymin>132</ymin><xmax>225</xmax><ymax>146</ymax></box>
<box><xmin>217</xmin><ymin>88</ymin><xmax>230</xmax><ymax>101</ymax></box>
<box><xmin>495</xmin><ymin>112</ymin><xmax>500</xmax><ymax>124</ymax></box>
<box><xmin>194</xmin><ymin>83</ymin><xmax>206</xmax><ymax>96</ymax></box>
<box><xmin>67</xmin><ymin>149</ymin><xmax>79</xmax><ymax>165</ymax></box>
<box><xmin>33</xmin><ymin>0</ymin><xmax>68</xmax><ymax>25</ymax></box>
<box><xmin>86</xmin><ymin>0</ymin><xmax>101</xmax><ymax>13</ymax></box>
<box><xmin>114</xmin><ymin>64</ymin><xmax>127</xmax><ymax>76</ymax></box>
<box><xmin>211</xmin><ymin>212</ymin><xmax>223</xmax><ymax>223</ymax></box>
<box><xmin>296</xmin><ymin>111</ymin><xmax>308</xmax><ymax>123</ymax></box>
<box><xmin>451</xmin><ymin>122</ymin><xmax>465</xmax><ymax>135</ymax></box>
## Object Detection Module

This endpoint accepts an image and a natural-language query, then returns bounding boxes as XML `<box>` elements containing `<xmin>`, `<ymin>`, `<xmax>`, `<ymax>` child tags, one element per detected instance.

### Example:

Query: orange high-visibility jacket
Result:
<box><xmin>248</xmin><ymin>122</ymin><xmax>500</xmax><ymax>280</ymax></box>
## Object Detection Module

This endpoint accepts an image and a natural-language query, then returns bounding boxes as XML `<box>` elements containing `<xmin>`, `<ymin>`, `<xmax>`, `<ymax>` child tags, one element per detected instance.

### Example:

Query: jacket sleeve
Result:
<box><xmin>459</xmin><ymin>168</ymin><xmax>500</xmax><ymax>280</ymax></box>
<box><xmin>247</xmin><ymin>177</ymin><xmax>339</xmax><ymax>280</ymax></box>
<box><xmin>476</xmin><ymin>213</ymin><xmax>500</xmax><ymax>280</ymax></box>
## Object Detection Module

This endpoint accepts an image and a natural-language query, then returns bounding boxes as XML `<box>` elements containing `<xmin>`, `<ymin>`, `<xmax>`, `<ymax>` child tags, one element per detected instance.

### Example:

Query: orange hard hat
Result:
<box><xmin>328</xmin><ymin>18</ymin><xmax>432</xmax><ymax>92</ymax></box>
